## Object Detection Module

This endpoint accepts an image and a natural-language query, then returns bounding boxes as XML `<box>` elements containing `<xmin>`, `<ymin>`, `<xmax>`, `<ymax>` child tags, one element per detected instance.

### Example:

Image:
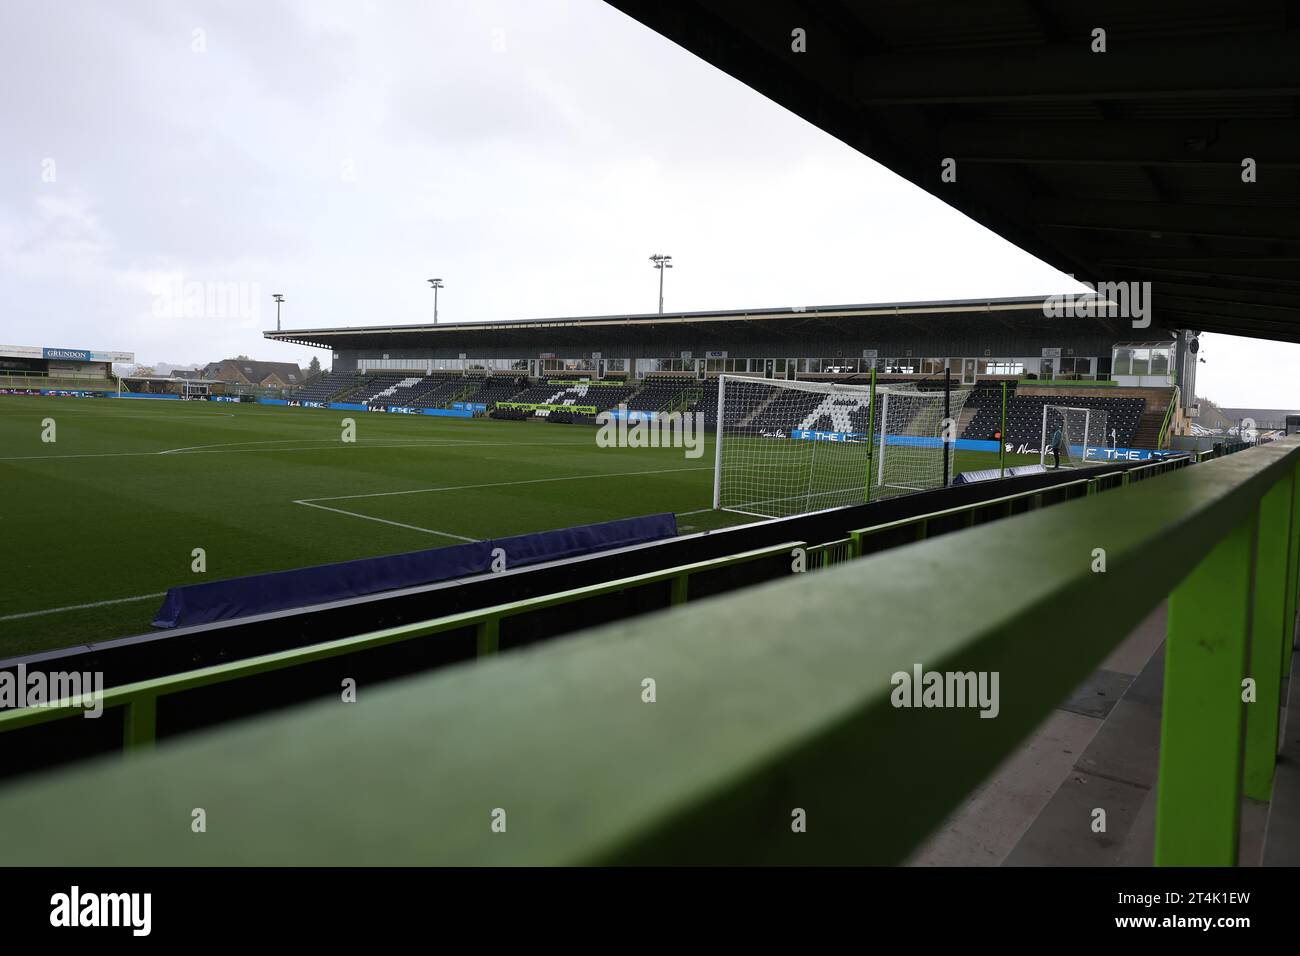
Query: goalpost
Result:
<box><xmin>711</xmin><ymin>374</ymin><xmax>972</xmax><ymax>518</ymax></box>
<box><xmin>1040</xmin><ymin>404</ymin><xmax>1108</xmax><ymax>468</ymax></box>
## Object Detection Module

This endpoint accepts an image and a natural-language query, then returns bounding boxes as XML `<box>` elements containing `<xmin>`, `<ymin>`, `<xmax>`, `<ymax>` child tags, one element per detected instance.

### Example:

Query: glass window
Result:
<box><xmin>1112</xmin><ymin>348</ymin><xmax>1133</xmax><ymax>375</ymax></box>
<box><xmin>1150</xmin><ymin>347</ymin><xmax>1170</xmax><ymax>375</ymax></box>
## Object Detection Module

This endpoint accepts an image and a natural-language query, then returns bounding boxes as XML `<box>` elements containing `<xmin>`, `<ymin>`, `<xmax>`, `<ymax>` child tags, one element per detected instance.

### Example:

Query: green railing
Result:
<box><xmin>0</xmin><ymin>459</ymin><xmax>1192</xmax><ymax>753</ymax></box>
<box><xmin>0</xmin><ymin>542</ymin><xmax>802</xmax><ymax>752</ymax></box>
<box><xmin>851</xmin><ymin>458</ymin><xmax>1188</xmax><ymax>552</ymax></box>
<box><xmin>805</xmin><ymin>537</ymin><xmax>854</xmax><ymax>568</ymax></box>
<box><xmin>0</xmin><ymin>441</ymin><xmax>1287</xmax><ymax>865</ymax></box>
<box><xmin>445</xmin><ymin>382</ymin><xmax>479</xmax><ymax>406</ymax></box>
<box><xmin>0</xmin><ymin>460</ymin><xmax>1186</xmax><ymax>755</ymax></box>
<box><xmin>0</xmin><ymin>373</ymin><xmax>113</xmax><ymax>388</ymax></box>
<box><xmin>1157</xmin><ymin>386</ymin><xmax>1181</xmax><ymax>449</ymax></box>
<box><xmin>662</xmin><ymin>388</ymin><xmax>702</xmax><ymax>414</ymax></box>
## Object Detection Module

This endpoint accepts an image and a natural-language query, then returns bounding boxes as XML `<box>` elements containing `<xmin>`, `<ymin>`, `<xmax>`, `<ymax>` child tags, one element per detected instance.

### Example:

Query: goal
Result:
<box><xmin>711</xmin><ymin>374</ymin><xmax>972</xmax><ymax>518</ymax></box>
<box><xmin>1040</xmin><ymin>405</ymin><xmax>1108</xmax><ymax>468</ymax></box>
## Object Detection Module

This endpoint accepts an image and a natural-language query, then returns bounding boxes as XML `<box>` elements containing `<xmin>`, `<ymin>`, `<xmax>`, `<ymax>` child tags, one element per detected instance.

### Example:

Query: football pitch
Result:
<box><xmin>0</xmin><ymin>396</ymin><xmax>1036</xmax><ymax>655</ymax></box>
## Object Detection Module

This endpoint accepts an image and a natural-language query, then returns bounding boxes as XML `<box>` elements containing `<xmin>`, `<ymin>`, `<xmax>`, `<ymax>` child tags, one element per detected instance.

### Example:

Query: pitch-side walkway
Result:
<box><xmin>908</xmin><ymin>601</ymin><xmax>1291</xmax><ymax>866</ymax></box>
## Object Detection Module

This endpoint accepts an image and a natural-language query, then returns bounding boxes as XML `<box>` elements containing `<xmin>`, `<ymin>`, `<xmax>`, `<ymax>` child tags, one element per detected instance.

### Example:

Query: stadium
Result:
<box><xmin>0</xmin><ymin>296</ymin><xmax>1192</xmax><ymax>652</ymax></box>
<box><xmin>1</xmin><ymin>0</ymin><xmax>1298</xmax><ymax>905</ymax></box>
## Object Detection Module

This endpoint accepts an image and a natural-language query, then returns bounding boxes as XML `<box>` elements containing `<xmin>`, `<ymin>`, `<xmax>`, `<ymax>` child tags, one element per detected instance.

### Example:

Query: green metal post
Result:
<box><xmin>670</xmin><ymin>573</ymin><xmax>689</xmax><ymax>605</ymax></box>
<box><xmin>999</xmin><ymin>381</ymin><xmax>1007</xmax><ymax>479</ymax></box>
<box><xmin>1155</xmin><ymin>515</ymin><xmax>1255</xmax><ymax>865</ymax></box>
<box><xmin>1285</xmin><ymin>462</ymin><xmax>1300</xmax><ymax>678</ymax></box>
<box><xmin>476</xmin><ymin>617</ymin><xmax>500</xmax><ymax>657</ymax></box>
<box><xmin>123</xmin><ymin>696</ymin><xmax>157</xmax><ymax>753</ymax></box>
<box><xmin>1243</xmin><ymin>476</ymin><xmax>1291</xmax><ymax>800</ymax></box>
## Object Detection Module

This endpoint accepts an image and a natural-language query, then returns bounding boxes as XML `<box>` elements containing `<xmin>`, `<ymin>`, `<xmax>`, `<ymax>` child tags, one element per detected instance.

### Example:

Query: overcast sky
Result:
<box><xmin>1</xmin><ymin>0</ymin><xmax>1294</xmax><ymax>406</ymax></box>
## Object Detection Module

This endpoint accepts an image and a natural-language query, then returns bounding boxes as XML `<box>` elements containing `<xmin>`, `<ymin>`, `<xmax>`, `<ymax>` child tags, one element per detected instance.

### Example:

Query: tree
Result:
<box><xmin>307</xmin><ymin>356</ymin><xmax>322</xmax><ymax>376</ymax></box>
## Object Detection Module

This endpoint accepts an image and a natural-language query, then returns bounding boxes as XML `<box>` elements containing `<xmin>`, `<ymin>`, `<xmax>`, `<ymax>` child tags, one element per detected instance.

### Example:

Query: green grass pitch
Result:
<box><xmin>0</xmin><ymin>396</ymin><xmax>1038</xmax><ymax>655</ymax></box>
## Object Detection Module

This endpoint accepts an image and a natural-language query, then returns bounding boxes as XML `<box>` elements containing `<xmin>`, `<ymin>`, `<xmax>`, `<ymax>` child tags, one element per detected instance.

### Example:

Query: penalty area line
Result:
<box><xmin>293</xmin><ymin>500</ymin><xmax>478</xmax><ymax>542</ymax></box>
<box><xmin>299</xmin><ymin>465</ymin><xmax>713</xmax><ymax>504</ymax></box>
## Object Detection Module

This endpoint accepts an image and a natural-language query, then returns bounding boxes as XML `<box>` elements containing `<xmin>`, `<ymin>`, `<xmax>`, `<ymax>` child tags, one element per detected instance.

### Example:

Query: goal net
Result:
<box><xmin>1040</xmin><ymin>405</ymin><xmax>1109</xmax><ymax>468</ymax></box>
<box><xmin>711</xmin><ymin>375</ymin><xmax>972</xmax><ymax>518</ymax></box>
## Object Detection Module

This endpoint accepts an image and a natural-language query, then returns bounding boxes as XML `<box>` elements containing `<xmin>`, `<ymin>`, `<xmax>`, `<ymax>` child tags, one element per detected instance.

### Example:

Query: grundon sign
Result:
<box><xmin>23</xmin><ymin>346</ymin><xmax>135</xmax><ymax>362</ymax></box>
<box><xmin>43</xmin><ymin>348</ymin><xmax>92</xmax><ymax>361</ymax></box>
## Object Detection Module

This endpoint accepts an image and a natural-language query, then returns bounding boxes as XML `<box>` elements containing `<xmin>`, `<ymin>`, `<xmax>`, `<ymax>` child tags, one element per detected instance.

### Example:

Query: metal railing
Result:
<box><xmin>0</xmin><ymin>459</ymin><xmax>1199</xmax><ymax>755</ymax></box>
<box><xmin>0</xmin><ymin>542</ymin><xmax>802</xmax><ymax>751</ymax></box>
<box><xmin>805</xmin><ymin>537</ymin><xmax>855</xmax><ymax>568</ymax></box>
<box><xmin>1157</xmin><ymin>385</ymin><xmax>1181</xmax><ymax>449</ymax></box>
<box><xmin>850</xmin><ymin>457</ymin><xmax>1188</xmax><ymax>553</ymax></box>
<box><xmin>0</xmin><ymin>373</ymin><xmax>113</xmax><ymax>388</ymax></box>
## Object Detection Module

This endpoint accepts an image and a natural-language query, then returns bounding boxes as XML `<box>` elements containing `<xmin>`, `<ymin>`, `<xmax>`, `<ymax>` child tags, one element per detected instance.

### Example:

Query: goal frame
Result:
<box><xmin>1040</xmin><ymin>404</ymin><xmax>1098</xmax><ymax>468</ymax></box>
<box><xmin>711</xmin><ymin>373</ymin><xmax>964</xmax><ymax>516</ymax></box>
<box><xmin>712</xmin><ymin>373</ymin><xmax>880</xmax><ymax>516</ymax></box>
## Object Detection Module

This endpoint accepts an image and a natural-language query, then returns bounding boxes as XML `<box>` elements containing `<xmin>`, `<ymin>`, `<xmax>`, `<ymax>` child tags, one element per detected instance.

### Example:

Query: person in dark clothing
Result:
<box><xmin>1049</xmin><ymin>425</ymin><xmax>1064</xmax><ymax>469</ymax></box>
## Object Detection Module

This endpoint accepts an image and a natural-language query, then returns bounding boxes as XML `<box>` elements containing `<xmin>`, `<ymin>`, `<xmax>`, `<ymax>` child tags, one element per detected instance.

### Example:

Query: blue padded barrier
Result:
<box><xmin>153</xmin><ymin>513</ymin><xmax>678</xmax><ymax>628</ymax></box>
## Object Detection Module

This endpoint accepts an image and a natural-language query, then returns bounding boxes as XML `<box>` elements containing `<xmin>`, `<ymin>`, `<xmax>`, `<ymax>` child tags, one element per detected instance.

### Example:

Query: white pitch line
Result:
<box><xmin>0</xmin><ymin>591</ymin><xmax>167</xmax><ymax>623</ymax></box>
<box><xmin>293</xmin><ymin>500</ymin><xmax>478</xmax><ymax>541</ymax></box>
<box><xmin>299</xmin><ymin>465</ymin><xmax>713</xmax><ymax>504</ymax></box>
<box><xmin>0</xmin><ymin>438</ymin><xmax>594</xmax><ymax>463</ymax></box>
<box><xmin>159</xmin><ymin>438</ymin><xmax>342</xmax><ymax>455</ymax></box>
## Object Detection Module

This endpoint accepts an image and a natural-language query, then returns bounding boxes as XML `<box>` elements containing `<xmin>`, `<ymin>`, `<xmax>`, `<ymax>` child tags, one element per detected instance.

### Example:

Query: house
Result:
<box><xmin>202</xmin><ymin>359</ymin><xmax>304</xmax><ymax>388</ymax></box>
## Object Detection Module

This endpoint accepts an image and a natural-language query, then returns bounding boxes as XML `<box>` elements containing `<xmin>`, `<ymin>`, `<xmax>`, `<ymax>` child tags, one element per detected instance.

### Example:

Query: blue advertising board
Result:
<box><xmin>1082</xmin><ymin>445</ymin><xmax>1185</xmax><ymax>463</ymax></box>
<box><xmin>606</xmin><ymin>408</ymin><xmax>661</xmax><ymax>422</ymax></box>
<box><xmin>42</xmin><ymin>347</ymin><xmax>92</xmax><ymax>361</ymax></box>
<box><xmin>786</xmin><ymin>430</ymin><xmax>1001</xmax><ymax>453</ymax></box>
